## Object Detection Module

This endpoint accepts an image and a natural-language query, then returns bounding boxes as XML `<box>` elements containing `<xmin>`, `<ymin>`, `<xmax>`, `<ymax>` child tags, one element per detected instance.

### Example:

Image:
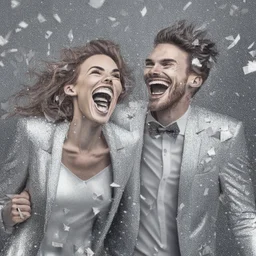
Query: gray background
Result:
<box><xmin>0</xmin><ymin>0</ymin><xmax>256</xmax><ymax>255</ymax></box>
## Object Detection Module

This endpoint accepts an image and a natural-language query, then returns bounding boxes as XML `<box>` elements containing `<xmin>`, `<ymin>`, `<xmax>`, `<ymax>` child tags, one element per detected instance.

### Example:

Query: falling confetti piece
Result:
<box><xmin>47</xmin><ymin>43</ymin><xmax>50</xmax><ymax>56</ymax></box>
<box><xmin>53</xmin><ymin>14</ymin><xmax>61</xmax><ymax>23</ymax></box>
<box><xmin>63</xmin><ymin>208</ymin><xmax>70</xmax><ymax>214</ymax></box>
<box><xmin>37</xmin><ymin>13</ymin><xmax>46</xmax><ymax>23</ymax></box>
<box><xmin>183</xmin><ymin>1</ymin><xmax>192</xmax><ymax>11</ymax></box>
<box><xmin>63</xmin><ymin>223</ymin><xmax>70</xmax><ymax>231</ymax></box>
<box><xmin>218</xmin><ymin>4</ymin><xmax>227</xmax><ymax>9</ymax></box>
<box><xmin>18</xmin><ymin>21</ymin><xmax>28</xmax><ymax>28</ymax></box>
<box><xmin>192</xmin><ymin>58</ymin><xmax>202</xmax><ymax>67</ymax></box>
<box><xmin>207</xmin><ymin>147</ymin><xmax>216</xmax><ymax>157</ymax></box>
<box><xmin>45</xmin><ymin>31</ymin><xmax>53</xmax><ymax>39</ymax></box>
<box><xmin>88</xmin><ymin>0</ymin><xmax>105</xmax><ymax>9</ymax></box>
<box><xmin>140</xmin><ymin>194</ymin><xmax>146</xmax><ymax>200</ymax></box>
<box><xmin>52</xmin><ymin>242</ymin><xmax>63</xmax><ymax>248</ymax></box>
<box><xmin>225</xmin><ymin>35</ymin><xmax>234</xmax><ymax>41</ymax></box>
<box><xmin>68</xmin><ymin>29</ymin><xmax>73</xmax><ymax>42</ymax></box>
<box><xmin>110</xmin><ymin>182</ymin><xmax>120</xmax><ymax>188</ymax></box>
<box><xmin>0</xmin><ymin>36</ymin><xmax>8</xmax><ymax>46</ymax></box>
<box><xmin>15</xmin><ymin>28</ymin><xmax>22</xmax><ymax>33</ymax></box>
<box><xmin>85</xmin><ymin>248</ymin><xmax>95</xmax><ymax>256</ymax></box>
<box><xmin>203</xmin><ymin>188</ymin><xmax>209</xmax><ymax>196</ymax></box>
<box><xmin>1</xmin><ymin>51</ymin><xmax>6</xmax><ymax>57</ymax></box>
<box><xmin>92</xmin><ymin>207</ymin><xmax>100</xmax><ymax>215</ymax></box>
<box><xmin>227</xmin><ymin>34</ymin><xmax>240</xmax><ymax>50</ymax></box>
<box><xmin>205</xmin><ymin>157</ymin><xmax>212</xmax><ymax>164</ymax></box>
<box><xmin>243</xmin><ymin>61</ymin><xmax>256</xmax><ymax>75</ymax></box>
<box><xmin>204</xmin><ymin>118</ymin><xmax>211</xmax><ymax>123</ymax></box>
<box><xmin>248</xmin><ymin>42</ymin><xmax>255</xmax><ymax>50</ymax></box>
<box><xmin>8</xmin><ymin>49</ymin><xmax>18</xmax><ymax>53</ymax></box>
<box><xmin>249</xmin><ymin>50</ymin><xmax>256</xmax><ymax>58</ymax></box>
<box><xmin>229</xmin><ymin>5</ymin><xmax>239</xmax><ymax>16</ymax></box>
<box><xmin>11</xmin><ymin>0</ymin><xmax>20</xmax><ymax>8</ymax></box>
<box><xmin>108</xmin><ymin>17</ymin><xmax>116</xmax><ymax>22</ymax></box>
<box><xmin>111</xmin><ymin>22</ymin><xmax>120</xmax><ymax>28</ymax></box>
<box><xmin>220</xmin><ymin>130</ymin><xmax>233</xmax><ymax>142</ymax></box>
<box><xmin>192</xmin><ymin>39</ymin><xmax>199</xmax><ymax>46</ymax></box>
<box><xmin>140</xmin><ymin>6</ymin><xmax>147</xmax><ymax>17</ymax></box>
<box><xmin>0</xmin><ymin>61</ymin><xmax>4</xmax><ymax>67</ymax></box>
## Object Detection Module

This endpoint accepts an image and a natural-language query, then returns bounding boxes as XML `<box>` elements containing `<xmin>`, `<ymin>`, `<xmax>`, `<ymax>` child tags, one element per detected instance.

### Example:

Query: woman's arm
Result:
<box><xmin>0</xmin><ymin>118</ymin><xmax>30</xmax><ymax>233</ymax></box>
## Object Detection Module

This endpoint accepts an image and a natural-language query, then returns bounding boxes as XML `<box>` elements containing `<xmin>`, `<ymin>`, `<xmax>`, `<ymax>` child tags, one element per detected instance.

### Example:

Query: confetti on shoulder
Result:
<box><xmin>110</xmin><ymin>182</ymin><xmax>120</xmax><ymax>188</ymax></box>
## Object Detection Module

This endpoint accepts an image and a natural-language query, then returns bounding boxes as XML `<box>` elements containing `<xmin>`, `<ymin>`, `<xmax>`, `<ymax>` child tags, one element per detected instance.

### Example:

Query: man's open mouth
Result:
<box><xmin>149</xmin><ymin>80</ymin><xmax>170</xmax><ymax>96</ymax></box>
<box><xmin>92</xmin><ymin>87</ymin><xmax>113</xmax><ymax>113</ymax></box>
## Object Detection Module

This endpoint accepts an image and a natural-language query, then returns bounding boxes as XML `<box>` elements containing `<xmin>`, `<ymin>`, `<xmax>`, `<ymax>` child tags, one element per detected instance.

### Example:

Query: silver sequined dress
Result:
<box><xmin>38</xmin><ymin>164</ymin><xmax>112</xmax><ymax>256</ymax></box>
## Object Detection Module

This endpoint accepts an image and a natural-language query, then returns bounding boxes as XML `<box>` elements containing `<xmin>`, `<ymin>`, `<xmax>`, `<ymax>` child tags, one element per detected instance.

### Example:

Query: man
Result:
<box><xmin>134</xmin><ymin>20</ymin><xmax>256</xmax><ymax>256</ymax></box>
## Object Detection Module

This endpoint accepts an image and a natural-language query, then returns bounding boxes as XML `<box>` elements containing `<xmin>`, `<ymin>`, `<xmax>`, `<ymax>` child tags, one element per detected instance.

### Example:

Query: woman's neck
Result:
<box><xmin>65</xmin><ymin>116</ymin><xmax>103</xmax><ymax>153</ymax></box>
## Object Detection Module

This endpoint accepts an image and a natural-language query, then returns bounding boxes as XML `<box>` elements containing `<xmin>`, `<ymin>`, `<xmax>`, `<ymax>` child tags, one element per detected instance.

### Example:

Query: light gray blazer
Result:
<box><xmin>176</xmin><ymin>105</ymin><xmax>256</xmax><ymax>256</ymax></box>
<box><xmin>0</xmin><ymin>101</ymin><xmax>146</xmax><ymax>256</ymax></box>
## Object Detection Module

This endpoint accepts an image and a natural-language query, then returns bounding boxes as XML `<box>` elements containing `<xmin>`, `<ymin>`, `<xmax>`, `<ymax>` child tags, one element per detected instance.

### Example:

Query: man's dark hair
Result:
<box><xmin>154</xmin><ymin>20</ymin><xmax>219</xmax><ymax>86</ymax></box>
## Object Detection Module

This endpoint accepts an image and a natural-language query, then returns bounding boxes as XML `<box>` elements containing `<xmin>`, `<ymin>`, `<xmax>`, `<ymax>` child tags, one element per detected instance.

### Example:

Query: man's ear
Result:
<box><xmin>188</xmin><ymin>74</ymin><xmax>203</xmax><ymax>89</ymax></box>
<box><xmin>64</xmin><ymin>84</ymin><xmax>77</xmax><ymax>96</ymax></box>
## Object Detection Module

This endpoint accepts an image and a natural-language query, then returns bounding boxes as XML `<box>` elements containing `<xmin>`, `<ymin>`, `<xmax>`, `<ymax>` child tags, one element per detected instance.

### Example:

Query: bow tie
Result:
<box><xmin>147</xmin><ymin>121</ymin><xmax>180</xmax><ymax>139</ymax></box>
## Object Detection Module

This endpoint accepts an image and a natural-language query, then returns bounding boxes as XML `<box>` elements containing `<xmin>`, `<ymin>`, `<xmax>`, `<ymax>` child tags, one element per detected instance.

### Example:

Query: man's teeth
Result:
<box><xmin>149</xmin><ymin>80</ymin><xmax>169</xmax><ymax>87</ymax></box>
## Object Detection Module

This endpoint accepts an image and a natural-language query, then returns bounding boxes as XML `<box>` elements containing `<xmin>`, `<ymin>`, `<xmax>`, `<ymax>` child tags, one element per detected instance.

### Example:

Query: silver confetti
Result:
<box><xmin>140</xmin><ymin>6</ymin><xmax>147</xmax><ymax>17</ymax></box>
<box><xmin>52</xmin><ymin>242</ymin><xmax>63</xmax><ymax>248</ymax></box>
<box><xmin>68</xmin><ymin>29</ymin><xmax>73</xmax><ymax>42</ymax></box>
<box><xmin>53</xmin><ymin>14</ymin><xmax>61</xmax><ymax>23</ymax></box>
<box><xmin>18</xmin><ymin>21</ymin><xmax>28</xmax><ymax>29</ymax></box>
<box><xmin>207</xmin><ymin>147</ymin><xmax>216</xmax><ymax>157</ymax></box>
<box><xmin>243</xmin><ymin>61</ymin><xmax>256</xmax><ymax>75</ymax></box>
<box><xmin>88</xmin><ymin>0</ymin><xmax>105</xmax><ymax>9</ymax></box>
<box><xmin>192</xmin><ymin>58</ymin><xmax>202</xmax><ymax>67</ymax></box>
<box><xmin>11</xmin><ymin>0</ymin><xmax>20</xmax><ymax>8</ymax></box>
<box><xmin>37</xmin><ymin>13</ymin><xmax>47</xmax><ymax>23</ymax></box>
<box><xmin>227</xmin><ymin>34</ymin><xmax>240</xmax><ymax>50</ymax></box>
<box><xmin>110</xmin><ymin>182</ymin><xmax>120</xmax><ymax>188</ymax></box>
<box><xmin>183</xmin><ymin>1</ymin><xmax>192</xmax><ymax>11</ymax></box>
<box><xmin>248</xmin><ymin>42</ymin><xmax>255</xmax><ymax>49</ymax></box>
<box><xmin>45</xmin><ymin>31</ymin><xmax>53</xmax><ymax>39</ymax></box>
<box><xmin>92</xmin><ymin>207</ymin><xmax>100</xmax><ymax>215</ymax></box>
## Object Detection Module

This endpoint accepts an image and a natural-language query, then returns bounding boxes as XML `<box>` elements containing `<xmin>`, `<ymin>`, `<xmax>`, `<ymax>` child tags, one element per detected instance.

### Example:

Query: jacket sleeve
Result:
<box><xmin>219</xmin><ymin>122</ymin><xmax>256</xmax><ymax>256</ymax></box>
<box><xmin>0</xmin><ymin>118</ymin><xmax>30</xmax><ymax>234</ymax></box>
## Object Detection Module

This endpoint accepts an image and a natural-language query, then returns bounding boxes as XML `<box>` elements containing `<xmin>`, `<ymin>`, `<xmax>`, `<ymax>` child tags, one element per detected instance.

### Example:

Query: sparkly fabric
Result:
<box><xmin>0</xmin><ymin>99</ymin><xmax>147</xmax><ymax>256</ymax></box>
<box><xmin>38</xmin><ymin>164</ymin><xmax>112</xmax><ymax>256</ymax></box>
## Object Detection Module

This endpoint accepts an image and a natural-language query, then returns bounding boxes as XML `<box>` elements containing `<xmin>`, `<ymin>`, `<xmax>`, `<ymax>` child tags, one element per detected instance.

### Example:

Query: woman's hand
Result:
<box><xmin>2</xmin><ymin>190</ymin><xmax>31</xmax><ymax>227</ymax></box>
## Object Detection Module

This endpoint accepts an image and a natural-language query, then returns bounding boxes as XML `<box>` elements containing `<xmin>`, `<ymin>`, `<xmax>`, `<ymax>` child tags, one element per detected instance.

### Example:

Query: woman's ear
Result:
<box><xmin>188</xmin><ymin>74</ymin><xmax>203</xmax><ymax>89</ymax></box>
<box><xmin>64</xmin><ymin>84</ymin><xmax>77</xmax><ymax>96</ymax></box>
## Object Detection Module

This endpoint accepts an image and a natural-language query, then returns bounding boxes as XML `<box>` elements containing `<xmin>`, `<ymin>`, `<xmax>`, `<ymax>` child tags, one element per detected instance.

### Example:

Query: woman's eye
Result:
<box><xmin>91</xmin><ymin>70</ymin><xmax>101</xmax><ymax>74</ymax></box>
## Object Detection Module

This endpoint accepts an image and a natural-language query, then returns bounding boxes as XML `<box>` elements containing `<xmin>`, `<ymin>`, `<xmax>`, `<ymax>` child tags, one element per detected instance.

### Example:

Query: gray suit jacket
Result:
<box><xmin>177</xmin><ymin>105</ymin><xmax>256</xmax><ymax>256</ymax></box>
<box><xmin>0</xmin><ymin>101</ymin><xmax>146</xmax><ymax>256</ymax></box>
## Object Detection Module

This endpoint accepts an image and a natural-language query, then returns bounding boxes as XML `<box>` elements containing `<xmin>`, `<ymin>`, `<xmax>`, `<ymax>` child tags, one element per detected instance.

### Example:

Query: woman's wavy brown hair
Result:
<box><xmin>11</xmin><ymin>39</ymin><xmax>132</xmax><ymax>122</ymax></box>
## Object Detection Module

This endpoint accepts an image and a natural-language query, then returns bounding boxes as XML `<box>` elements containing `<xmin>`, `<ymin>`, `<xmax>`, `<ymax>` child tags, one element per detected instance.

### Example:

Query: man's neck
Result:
<box><xmin>151</xmin><ymin>100</ymin><xmax>190</xmax><ymax>126</ymax></box>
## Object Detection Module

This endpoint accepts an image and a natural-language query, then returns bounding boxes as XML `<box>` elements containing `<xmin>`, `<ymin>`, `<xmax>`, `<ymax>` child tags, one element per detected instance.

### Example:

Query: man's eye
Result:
<box><xmin>113</xmin><ymin>73</ymin><xmax>120</xmax><ymax>79</ymax></box>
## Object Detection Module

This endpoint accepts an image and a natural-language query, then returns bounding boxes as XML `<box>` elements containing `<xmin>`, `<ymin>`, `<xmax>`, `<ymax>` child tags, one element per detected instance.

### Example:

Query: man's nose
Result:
<box><xmin>149</xmin><ymin>64</ymin><xmax>162</xmax><ymax>75</ymax></box>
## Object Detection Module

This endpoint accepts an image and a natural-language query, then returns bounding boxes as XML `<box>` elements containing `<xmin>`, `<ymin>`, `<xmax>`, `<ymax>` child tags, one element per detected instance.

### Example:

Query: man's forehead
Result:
<box><xmin>147</xmin><ymin>43</ymin><xmax>188</xmax><ymax>61</ymax></box>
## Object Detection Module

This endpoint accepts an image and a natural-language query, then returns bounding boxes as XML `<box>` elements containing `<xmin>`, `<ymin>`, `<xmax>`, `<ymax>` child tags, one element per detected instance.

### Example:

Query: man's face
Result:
<box><xmin>144</xmin><ymin>43</ymin><xmax>191</xmax><ymax>112</ymax></box>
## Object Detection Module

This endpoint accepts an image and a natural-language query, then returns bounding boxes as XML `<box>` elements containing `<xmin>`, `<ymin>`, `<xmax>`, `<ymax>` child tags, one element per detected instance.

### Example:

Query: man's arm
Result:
<box><xmin>219</xmin><ymin>122</ymin><xmax>256</xmax><ymax>256</ymax></box>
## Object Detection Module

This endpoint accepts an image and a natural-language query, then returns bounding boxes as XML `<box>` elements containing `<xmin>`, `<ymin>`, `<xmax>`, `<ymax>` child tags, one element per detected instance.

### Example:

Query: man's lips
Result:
<box><xmin>147</xmin><ymin>79</ymin><xmax>171</xmax><ymax>96</ymax></box>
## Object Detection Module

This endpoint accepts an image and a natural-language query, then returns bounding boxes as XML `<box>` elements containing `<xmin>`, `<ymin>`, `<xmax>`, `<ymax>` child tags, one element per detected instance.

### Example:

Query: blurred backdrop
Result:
<box><xmin>0</xmin><ymin>0</ymin><xmax>256</xmax><ymax>255</ymax></box>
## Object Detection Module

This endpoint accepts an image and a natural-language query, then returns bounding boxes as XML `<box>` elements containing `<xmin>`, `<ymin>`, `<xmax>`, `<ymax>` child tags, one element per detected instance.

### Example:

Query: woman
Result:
<box><xmin>0</xmin><ymin>39</ymin><xmax>145</xmax><ymax>255</ymax></box>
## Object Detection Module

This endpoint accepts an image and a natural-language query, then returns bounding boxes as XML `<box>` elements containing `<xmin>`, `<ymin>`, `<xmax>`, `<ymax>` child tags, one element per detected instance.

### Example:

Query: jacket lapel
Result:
<box><xmin>92</xmin><ymin>122</ymin><xmax>139</xmax><ymax>253</ymax></box>
<box><xmin>44</xmin><ymin>122</ymin><xmax>69</xmax><ymax>229</ymax></box>
<box><xmin>177</xmin><ymin>106</ymin><xmax>202</xmax><ymax>225</ymax></box>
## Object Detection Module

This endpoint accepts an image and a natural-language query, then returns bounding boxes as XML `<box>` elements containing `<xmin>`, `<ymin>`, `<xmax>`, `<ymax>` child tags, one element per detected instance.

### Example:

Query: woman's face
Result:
<box><xmin>71</xmin><ymin>54</ymin><xmax>123</xmax><ymax>124</ymax></box>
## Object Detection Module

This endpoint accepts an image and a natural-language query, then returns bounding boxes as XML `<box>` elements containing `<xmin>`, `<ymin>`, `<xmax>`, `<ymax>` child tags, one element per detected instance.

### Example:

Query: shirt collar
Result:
<box><xmin>146</xmin><ymin>106</ymin><xmax>191</xmax><ymax>136</ymax></box>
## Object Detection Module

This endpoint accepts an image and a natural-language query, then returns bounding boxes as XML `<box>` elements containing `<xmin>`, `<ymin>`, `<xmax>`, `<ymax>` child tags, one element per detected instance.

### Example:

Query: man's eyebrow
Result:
<box><xmin>112</xmin><ymin>68</ymin><xmax>120</xmax><ymax>73</ymax></box>
<box><xmin>160</xmin><ymin>58</ymin><xmax>177</xmax><ymax>64</ymax></box>
<box><xmin>145</xmin><ymin>58</ymin><xmax>154</xmax><ymax>64</ymax></box>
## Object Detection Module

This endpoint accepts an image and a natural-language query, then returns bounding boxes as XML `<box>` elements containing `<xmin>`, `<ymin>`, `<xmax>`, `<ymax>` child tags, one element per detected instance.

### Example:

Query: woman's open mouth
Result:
<box><xmin>92</xmin><ymin>87</ymin><xmax>113</xmax><ymax>114</ymax></box>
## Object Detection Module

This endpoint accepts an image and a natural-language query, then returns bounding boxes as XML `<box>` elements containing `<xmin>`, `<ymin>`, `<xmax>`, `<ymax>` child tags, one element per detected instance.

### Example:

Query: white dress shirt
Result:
<box><xmin>135</xmin><ymin>108</ymin><xmax>190</xmax><ymax>256</ymax></box>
